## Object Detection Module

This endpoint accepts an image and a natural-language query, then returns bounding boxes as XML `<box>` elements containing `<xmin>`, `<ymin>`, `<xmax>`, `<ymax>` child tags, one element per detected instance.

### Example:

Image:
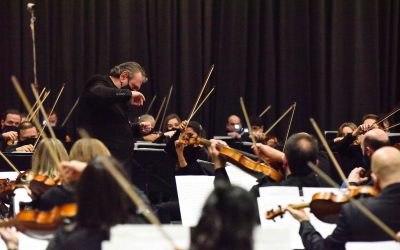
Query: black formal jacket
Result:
<box><xmin>299</xmin><ymin>183</ymin><xmax>400</xmax><ymax>250</ymax></box>
<box><xmin>76</xmin><ymin>75</ymin><xmax>133</xmax><ymax>162</ymax></box>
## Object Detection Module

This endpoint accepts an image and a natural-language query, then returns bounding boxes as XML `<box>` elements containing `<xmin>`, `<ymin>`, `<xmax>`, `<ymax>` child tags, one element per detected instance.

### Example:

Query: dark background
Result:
<box><xmin>1</xmin><ymin>0</ymin><xmax>399</xmax><ymax>139</ymax></box>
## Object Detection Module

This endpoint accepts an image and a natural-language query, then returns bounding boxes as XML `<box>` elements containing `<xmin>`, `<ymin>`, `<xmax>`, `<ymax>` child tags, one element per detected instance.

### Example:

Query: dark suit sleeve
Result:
<box><xmin>330</xmin><ymin>134</ymin><xmax>357</xmax><ymax>153</ymax></box>
<box><xmin>299</xmin><ymin>209</ymin><xmax>349</xmax><ymax>250</ymax></box>
<box><xmin>87</xmin><ymin>81</ymin><xmax>132</xmax><ymax>105</ymax></box>
<box><xmin>214</xmin><ymin>167</ymin><xmax>231</xmax><ymax>186</ymax></box>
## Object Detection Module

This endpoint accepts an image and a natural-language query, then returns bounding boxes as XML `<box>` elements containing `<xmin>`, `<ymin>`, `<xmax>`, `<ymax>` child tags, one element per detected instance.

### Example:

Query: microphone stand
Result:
<box><xmin>28</xmin><ymin>5</ymin><xmax>39</xmax><ymax>90</ymax></box>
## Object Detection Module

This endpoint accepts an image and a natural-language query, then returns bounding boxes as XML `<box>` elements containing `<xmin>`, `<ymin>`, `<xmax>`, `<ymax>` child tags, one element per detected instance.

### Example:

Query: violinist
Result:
<box><xmin>191</xmin><ymin>183</ymin><xmax>258</xmax><ymax>250</ymax></box>
<box><xmin>215</xmin><ymin>133</ymin><xmax>321</xmax><ymax>197</ymax></box>
<box><xmin>152</xmin><ymin>113</ymin><xmax>182</xmax><ymax>143</ymax></box>
<box><xmin>5</xmin><ymin>122</ymin><xmax>38</xmax><ymax>153</ymax></box>
<box><xmin>37</xmin><ymin>138</ymin><xmax>111</xmax><ymax>211</ymax></box>
<box><xmin>330</xmin><ymin>114</ymin><xmax>383</xmax><ymax>176</ymax></box>
<box><xmin>132</xmin><ymin>114</ymin><xmax>159</xmax><ymax>142</ymax></box>
<box><xmin>286</xmin><ymin>146</ymin><xmax>400</xmax><ymax>250</ymax></box>
<box><xmin>346</xmin><ymin>128</ymin><xmax>390</xmax><ymax>186</ymax></box>
<box><xmin>46</xmin><ymin>156</ymin><xmax>149</xmax><ymax>250</ymax></box>
<box><xmin>0</xmin><ymin>109</ymin><xmax>21</xmax><ymax>151</ymax></box>
<box><xmin>241</xmin><ymin>116</ymin><xmax>267</xmax><ymax>144</ymax></box>
<box><xmin>166</xmin><ymin>121</ymin><xmax>210</xmax><ymax>175</ymax></box>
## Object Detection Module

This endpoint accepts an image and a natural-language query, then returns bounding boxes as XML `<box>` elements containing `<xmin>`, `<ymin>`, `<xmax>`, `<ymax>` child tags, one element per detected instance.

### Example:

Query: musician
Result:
<box><xmin>46</xmin><ymin>156</ymin><xmax>148</xmax><ymax>250</ymax></box>
<box><xmin>132</xmin><ymin>114</ymin><xmax>159</xmax><ymax>142</ymax></box>
<box><xmin>287</xmin><ymin>146</ymin><xmax>400</xmax><ymax>250</ymax></box>
<box><xmin>214</xmin><ymin>133</ymin><xmax>321</xmax><ymax>197</ymax></box>
<box><xmin>76</xmin><ymin>61</ymin><xmax>146</xmax><ymax>168</ymax></box>
<box><xmin>332</xmin><ymin>122</ymin><xmax>357</xmax><ymax>143</ymax></box>
<box><xmin>166</xmin><ymin>121</ymin><xmax>210</xmax><ymax>175</ymax></box>
<box><xmin>191</xmin><ymin>183</ymin><xmax>258</xmax><ymax>250</ymax></box>
<box><xmin>37</xmin><ymin>138</ymin><xmax>111</xmax><ymax>210</ymax></box>
<box><xmin>346</xmin><ymin>128</ymin><xmax>390</xmax><ymax>186</ymax></box>
<box><xmin>330</xmin><ymin>114</ymin><xmax>386</xmax><ymax>176</ymax></box>
<box><xmin>226</xmin><ymin>114</ymin><xmax>243</xmax><ymax>139</ymax></box>
<box><xmin>152</xmin><ymin>113</ymin><xmax>182</xmax><ymax>143</ymax></box>
<box><xmin>0</xmin><ymin>109</ymin><xmax>21</xmax><ymax>151</ymax></box>
<box><xmin>5</xmin><ymin>121</ymin><xmax>38</xmax><ymax>153</ymax></box>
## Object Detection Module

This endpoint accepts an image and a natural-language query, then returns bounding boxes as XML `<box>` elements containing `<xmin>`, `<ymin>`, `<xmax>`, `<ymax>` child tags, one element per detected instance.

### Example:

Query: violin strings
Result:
<box><xmin>308</xmin><ymin>162</ymin><xmax>398</xmax><ymax>241</ymax></box>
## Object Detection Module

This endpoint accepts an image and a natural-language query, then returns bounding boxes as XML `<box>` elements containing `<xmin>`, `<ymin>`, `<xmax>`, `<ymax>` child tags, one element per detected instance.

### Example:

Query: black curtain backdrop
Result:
<box><xmin>1</xmin><ymin>0</ymin><xmax>399</xmax><ymax>138</ymax></box>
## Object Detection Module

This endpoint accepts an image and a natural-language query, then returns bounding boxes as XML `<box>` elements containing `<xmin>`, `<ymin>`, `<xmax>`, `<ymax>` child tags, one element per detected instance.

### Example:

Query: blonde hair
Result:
<box><xmin>30</xmin><ymin>138</ymin><xmax>69</xmax><ymax>179</ymax></box>
<box><xmin>69</xmin><ymin>138</ymin><xmax>111</xmax><ymax>162</ymax></box>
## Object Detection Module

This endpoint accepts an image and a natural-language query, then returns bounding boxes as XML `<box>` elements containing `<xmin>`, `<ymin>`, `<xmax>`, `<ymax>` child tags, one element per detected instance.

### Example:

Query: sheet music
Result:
<box><xmin>17</xmin><ymin>232</ymin><xmax>49</xmax><ymax>250</ymax></box>
<box><xmin>346</xmin><ymin>241</ymin><xmax>400</xmax><ymax>250</ymax></box>
<box><xmin>0</xmin><ymin>171</ymin><xmax>19</xmax><ymax>180</ymax></box>
<box><xmin>175</xmin><ymin>176</ymin><xmax>215</xmax><ymax>226</ymax></box>
<box><xmin>103</xmin><ymin>225</ymin><xmax>291</xmax><ymax>250</ymax></box>
<box><xmin>225</xmin><ymin>162</ymin><xmax>258</xmax><ymax>191</ymax></box>
<box><xmin>259</xmin><ymin>186</ymin><xmax>299</xmax><ymax>197</ymax></box>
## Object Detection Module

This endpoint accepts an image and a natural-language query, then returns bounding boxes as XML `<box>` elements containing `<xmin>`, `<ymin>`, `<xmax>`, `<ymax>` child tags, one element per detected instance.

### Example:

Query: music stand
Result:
<box><xmin>0</xmin><ymin>152</ymin><xmax>32</xmax><ymax>172</ymax></box>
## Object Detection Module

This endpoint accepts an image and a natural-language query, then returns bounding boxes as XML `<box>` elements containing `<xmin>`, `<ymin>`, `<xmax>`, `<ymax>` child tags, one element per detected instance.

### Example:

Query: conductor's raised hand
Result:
<box><xmin>130</xmin><ymin>91</ymin><xmax>145</xmax><ymax>106</ymax></box>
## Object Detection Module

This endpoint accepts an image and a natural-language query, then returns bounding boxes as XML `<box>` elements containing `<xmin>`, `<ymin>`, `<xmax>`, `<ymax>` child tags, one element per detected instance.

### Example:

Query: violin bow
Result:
<box><xmin>308</xmin><ymin>161</ymin><xmax>398</xmax><ymax>241</ymax></box>
<box><xmin>145</xmin><ymin>95</ymin><xmax>157</xmax><ymax>114</ymax></box>
<box><xmin>372</xmin><ymin>106</ymin><xmax>400</xmax><ymax>128</ymax></box>
<box><xmin>158</xmin><ymin>85</ymin><xmax>173</xmax><ymax>132</ymax></box>
<box><xmin>34</xmin><ymin>84</ymin><xmax>66</xmax><ymax>148</ymax></box>
<box><xmin>101</xmin><ymin>158</ymin><xmax>180</xmax><ymax>250</ymax></box>
<box><xmin>258</xmin><ymin>105</ymin><xmax>271</xmax><ymax>118</ymax></box>
<box><xmin>263</xmin><ymin>103</ymin><xmax>296</xmax><ymax>137</ymax></box>
<box><xmin>61</xmin><ymin>97</ymin><xmax>80</xmax><ymax>127</ymax></box>
<box><xmin>11</xmin><ymin>76</ymin><xmax>61</xmax><ymax>167</ymax></box>
<box><xmin>282</xmin><ymin>102</ymin><xmax>297</xmax><ymax>152</ymax></box>
<box><xmin>387</xmin><ymin>121</ymin><xmax>400</xmax><ymax>131</ymax></box>
<box><xmin>0</xmin><ymin>151</ymin><xmax>20</xmax><ymax>173</ymax></box>
<box><xmin>187</xmin><ymin>87</ymin><xmax>215</xmax><ymax>123</ymax></box>
<box><xmin>240</xmin><ymin>97</ymin><xmax>257</xmax><ymax>148</ymax></box>
<box><xmin>187</xmin><ymin>64</ymin><xmax>215</xmax><ymax>121</ymax></box>
<box><xmin>309</xmin><ymin>118</ymin><xmax>350</xmax><ymax>188</ymax></box>
<box><xmin>154</xmin><ymin>96</ymin><xmax>166</xmax><ymax>125</ymax></box>
<box><xmin>26</xmin><ymin>87</ymin><xmax>46</xmax><ymax>119</ymax></box>
<box><xmin>28</xmin><ymin>90</ymin><xmax>50</xmax><ymax>121</ymax></box>
<box><xmin>31</xmin><ymin>84</ymin><xmax>58</xmax><ymax>140</ymax></box>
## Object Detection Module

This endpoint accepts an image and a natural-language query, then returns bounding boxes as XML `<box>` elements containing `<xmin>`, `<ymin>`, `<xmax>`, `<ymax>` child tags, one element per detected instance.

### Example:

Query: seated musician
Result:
<box><xmin>191</xmin><ymin>183</ymin><xmax>258</xmax><ymax>250</ymax></box>
<box><xmin>225</xmin><ymin>114</ymin><xmax>243</xmax><ymax>139</ymax></box>
<box><xmin>332</xmin><ymin>122</ymin><xmax>357</xmax><ymax>143</ymax></box>
<box><xmin>37</xmin><ymin>138</ymin><xmax>111</xmax><ymax>210</ymax></box>
<box><xmin>330</xmin><ymin>114</ymin><xmax>383</xmax><ymax>176</ymax></box>
<box><xmin>132</xmin><ymin>114</ymin><xmax>159</xmax><ymax>142</ymax></box>
<box><xmin>241</xmin><ymin>116</ymin><xmax>266</xmax><ymax>143</ymax></box>
<box><xmin>165</xmin><ymin>120</ymin><xmax>210</xmax><ymax>175</ymax></box>
<box><xmin>214</xmin><ymin>133</ymin><xmax>321</xmax><ymax>197</ymax></box>
<box><xmin>0</xmin><ymin>109</ymin><xmax>21</xmax><ymax>151</ymax></box>
<box><xmin>345</xmin><ymin>128</ymin><xmax>389</xmax><ymax>186</ymax></box>
<box><xmin>287</xmin><ymin>146</ymin><xmax>400</xmax><ymax>250</ymax></box>
<box><xmin>5</xmin><ymin>121</ymin><xmax>38</xmax><ymax>153</ymax></box>
<box><xmin>152</xmin><ymin>113</ymin><xmax>182</xmax><ymax>143</ymax></box>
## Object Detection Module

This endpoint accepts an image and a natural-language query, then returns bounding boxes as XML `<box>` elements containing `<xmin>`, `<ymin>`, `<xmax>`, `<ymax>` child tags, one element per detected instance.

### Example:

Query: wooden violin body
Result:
<box><xmin>0</xmin><ymin>203</ymin><xmax>77</xmax><ymax>231</ymax></box>
<box><xmin>266</xmin><ymin>186</ymin><xmax>378</xmax><ymax>224</ymax></box>
<box><xmin>180</xmin><ymin>133</ymin><xmax>283</xmax><ymax>182</ymax></box>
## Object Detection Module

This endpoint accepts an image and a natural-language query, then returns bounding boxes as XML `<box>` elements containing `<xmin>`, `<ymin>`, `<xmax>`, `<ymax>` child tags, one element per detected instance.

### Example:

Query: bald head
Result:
<box><xmin>226</xmin><ymin>115</ymin><xmax>242</xmax><ymax>132</ymax></box>
<box><xmin>361</xmin><ymin>128</ymin><xmax>390</xmax><ymax>155</ymax></box>
<box><xmin>371</xmin><ymin>146</ymin><xmax>400</xmax><ymax>187</ymax></box>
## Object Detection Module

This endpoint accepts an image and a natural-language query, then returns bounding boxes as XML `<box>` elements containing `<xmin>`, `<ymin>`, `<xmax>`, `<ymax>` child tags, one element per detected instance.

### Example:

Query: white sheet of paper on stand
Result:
<box><xmin>258</xmin><ymin>194</ymin><xmax>305</xmax><ymax>249</ymax></box>
<box><xmin>346</xmin><ymin>241</ymin><xmax>400</xmax><ymax>250</ymax></box>
<box><xmin>259</xmin><ymin>186</ymin><xmax>299</xmax><ymax>198</ymax></box>
<box><xmin>0</xmin><ymin>171</ymin><xmax>19</xmax><ymax>180</ymax></box>
<box><xmin>225</xmin><ymin>162</ymin><xmax>258</xmax><ymax>191</ymax></box>
<box><xmin>102</xmin><ymin>225</ymin><xmax>291</xmax><ymax>250</ymax></box>
<box><xmin>175</xmin><ymin>176</ymin><xmax>214</xmax><ymax>226</ymax></box>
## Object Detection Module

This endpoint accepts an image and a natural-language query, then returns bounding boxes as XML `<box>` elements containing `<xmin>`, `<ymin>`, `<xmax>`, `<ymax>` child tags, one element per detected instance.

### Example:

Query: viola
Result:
<box><xmin>179</xmin><ymin>133</ymin><xmax>283</xmax><ymax>182</ymax></box>
<box><xmin>29</xmin><ymin>175</ymin><xmax>62</xmax><ymax>199</ymax></box>
<box><xmin>265</xmin><ymin>186</ymin><xmax>378</xmax><ymax>224</ymax></box>
<box><xmin>0</xmin><ymin>203</ymin><xmax>77</xmax><ymax>231</ymax></box>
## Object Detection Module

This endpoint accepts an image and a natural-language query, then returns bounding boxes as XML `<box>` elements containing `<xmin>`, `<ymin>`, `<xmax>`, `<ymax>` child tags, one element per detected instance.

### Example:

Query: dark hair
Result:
<box><xmin>337</xmin><ymin>122</ymin><xmax>357</xmax><ymax>137</ymax></box>
<box><xmin>76</xmin><ymin>156</ymin><xmax>131</xmax><ymax>229</ymax></box>
<box><xmin>17</xmin><ymin>121</ymin><xmax>36</xmax><ymax>133</ymax></box>
<box><xmin>250</xmin><ymin>115</ymin><xmax>263</xmax><ymax>127</ymax></box>
<box><xmin>191</xmin><ymin>183</ymin><xmax>257</xmax><ymax>250</ymax></box>
<box><xmin>284</xmin><ymin>133</ymin><xmax>319</xmax><ymax>175</ymax></box>
<box><xmin>188</xmin><ymin>121</ymin><xmax>206</xmax><ymax>138</ymax></box>
<box><xmin>2</xmin><ymin>109</ymin><xmax>21</xmax><ymax>121</ymax></box>
<box><xmin>363</xmin><ymin>134</ymin><xmax>390</xmax><ymax>151</ymax></box>
<box><xmin>162</xmin><ymin>113</ymin><xmax>181</xmax><ymax>132</ymax></box>
<box><xmin>362</xmin><ymin>114</ymin><xmax>379</xmax><ymax>123</ymax></box>
<box><xmin>109</xmin><ymin>61</ymin><xmax>147</xmax><ymax>81</ymax></box>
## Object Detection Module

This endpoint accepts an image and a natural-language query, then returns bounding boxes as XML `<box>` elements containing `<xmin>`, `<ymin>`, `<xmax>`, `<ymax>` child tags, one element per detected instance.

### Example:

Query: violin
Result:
<box><xmin>0</xmin><ymin>203</ymin><xmax>77</xmax><ymax>231</ymax></box>
<box><xmin>265</xmin><ymin>186</ymin><xmax>378</xmax><ymax>224</ymax></box>
<box><xmin>179</xmin><ymin>133</ymin><xmax>283</xmax><ymax>182</ymax></box>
